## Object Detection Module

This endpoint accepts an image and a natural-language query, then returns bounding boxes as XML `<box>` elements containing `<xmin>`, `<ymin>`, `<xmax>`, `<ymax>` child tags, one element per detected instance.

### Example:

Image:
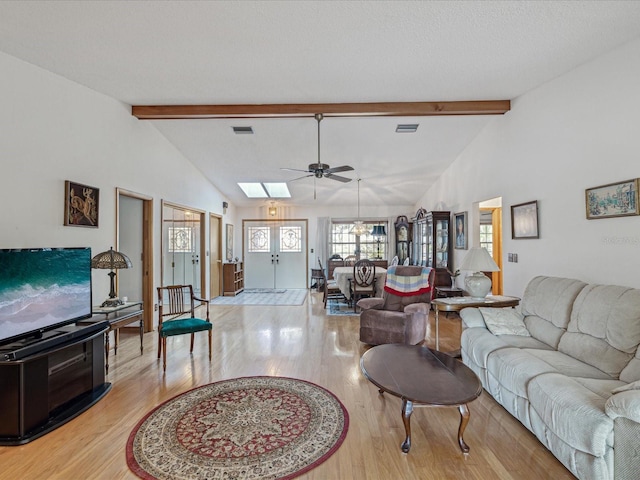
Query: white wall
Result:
<box><xmin>416</xmin><ymin>38</ymin><xmax>640</xmax><ymax>295</ymax></box>
<box><xmin>0</xmin><ymin>51</ymin><xmax>228</xmax><ymax>310</ymax></box>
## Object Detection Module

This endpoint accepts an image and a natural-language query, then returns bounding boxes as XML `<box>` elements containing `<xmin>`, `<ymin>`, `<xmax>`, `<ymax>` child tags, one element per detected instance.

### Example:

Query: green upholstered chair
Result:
<box><xmin>156</xmin><ymin>285</ymin><xmax>212</xmax><ymax>372</ymax></box>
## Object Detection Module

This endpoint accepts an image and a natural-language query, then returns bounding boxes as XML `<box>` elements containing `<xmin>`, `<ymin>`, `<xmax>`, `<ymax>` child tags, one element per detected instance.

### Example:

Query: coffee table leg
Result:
<box><xmin>401</xmin><ymin>398</ymin><xmax>413</xmax><ymax>453</ymax></box>
<box><xmin>457</xmin><ymin>403</ymin><xmax>470</xmax><ymax>453</ymax></box>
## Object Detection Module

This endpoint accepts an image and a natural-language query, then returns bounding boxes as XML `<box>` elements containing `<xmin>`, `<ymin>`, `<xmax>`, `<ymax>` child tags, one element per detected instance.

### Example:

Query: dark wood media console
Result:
<box><xmin>0</xmin><ymin>325</ymin><xmax>111</xmax><ymax>445</ymax></box>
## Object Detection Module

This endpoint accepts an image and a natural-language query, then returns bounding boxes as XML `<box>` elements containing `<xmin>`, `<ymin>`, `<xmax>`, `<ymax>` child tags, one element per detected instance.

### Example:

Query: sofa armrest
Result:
<box><xmin>357</xmin><ymin>297</ymin><xmax>385</xmax><ymax>311</ymax></box>
<box><xmin>605</xmin><ymin>391</ymin><xmax>640</xmax><ymax>424</ymax></box>
<box><xmin>404</xmin><ymin>303</ymin><xmax>430</xmax><ymax>315</ymax></box>
<box><xmin>459</xmin><ymin>307</ymin><xmax>488</xmax><ymax>329</ymax></box>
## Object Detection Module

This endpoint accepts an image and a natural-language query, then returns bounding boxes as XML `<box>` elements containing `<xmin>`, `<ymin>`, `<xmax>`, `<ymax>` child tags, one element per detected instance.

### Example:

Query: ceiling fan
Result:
<box><xmin>281</xmin><ymin>113</ymin><xmax>354</xmax><ymax>184</ymax></box>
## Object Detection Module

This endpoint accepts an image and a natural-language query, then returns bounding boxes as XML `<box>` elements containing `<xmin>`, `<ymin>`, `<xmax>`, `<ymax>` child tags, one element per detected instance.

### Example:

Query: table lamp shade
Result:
<box><xmin>91</xmin><ymin>247</ymin><xmax>133</xmax><ymax>270</ymax></box>
<box><xmin>91</xmin><ymin>247</ymin><xmax>132</xmax><ymax>307</ymax></box>
<box><xmin>459</xmin><ymin>247</ymin><xmax>500</xmax><ymax>298</ymax></box>
<box><xmin>371</xmin><ymin>225</ymin><xmax>386</xmax><ymax>237</ymax></box>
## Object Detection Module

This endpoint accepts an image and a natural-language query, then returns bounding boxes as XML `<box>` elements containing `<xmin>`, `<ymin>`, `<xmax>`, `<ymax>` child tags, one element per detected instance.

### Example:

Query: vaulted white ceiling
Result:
<box><xmin>2</xmin><ymin>1</ymin><xmax>639</xmax><ymax>207</ymax></box>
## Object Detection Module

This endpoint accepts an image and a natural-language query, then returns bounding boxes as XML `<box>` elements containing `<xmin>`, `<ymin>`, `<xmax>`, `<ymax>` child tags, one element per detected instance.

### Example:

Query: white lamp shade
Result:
<box><xmin>459</xmin><ymin>247</ymin><xmax>500</xmax><ymax>272</ymax></box>
<box><xmin>459</xmin><ymin>247</ymin><xmax>499</xmax><ymax>298</ymax></box>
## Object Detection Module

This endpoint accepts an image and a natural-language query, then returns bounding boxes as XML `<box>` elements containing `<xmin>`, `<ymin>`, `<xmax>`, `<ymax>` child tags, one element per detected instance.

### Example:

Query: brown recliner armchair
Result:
<box><xmin>357</xmin><ymin>265</ymin><xmax>435</xmax><ymax>345</ymax></box>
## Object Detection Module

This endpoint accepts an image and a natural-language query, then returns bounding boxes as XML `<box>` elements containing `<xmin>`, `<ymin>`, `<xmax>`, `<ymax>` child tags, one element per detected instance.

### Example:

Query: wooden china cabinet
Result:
<box><xmin>413</xmin><ymin>209</ymin><xmax>452</xmax><ymax>287</ymax></box>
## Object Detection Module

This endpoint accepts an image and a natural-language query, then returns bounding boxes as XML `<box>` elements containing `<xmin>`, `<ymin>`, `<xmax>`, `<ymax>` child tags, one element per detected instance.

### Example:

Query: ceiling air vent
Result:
<box><xmin>395</xmin><ymin>124</ymin><xmax>419</xmax><ymax>133</ymax></box>
<box><xmin>232</xmin><ymin>126</ymin><xmax>254</xmax><ymax>134</ymax></box>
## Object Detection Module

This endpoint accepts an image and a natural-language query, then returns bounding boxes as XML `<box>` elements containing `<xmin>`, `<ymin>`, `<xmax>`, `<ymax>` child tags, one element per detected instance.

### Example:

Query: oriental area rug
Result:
<box><xmin>126</xmin><ymin>376</ymin><xmax>349</xmax><ymax>480</ymax></box>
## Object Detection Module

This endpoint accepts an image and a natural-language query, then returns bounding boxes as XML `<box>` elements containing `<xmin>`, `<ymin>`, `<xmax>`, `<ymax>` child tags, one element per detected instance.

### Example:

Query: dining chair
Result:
<box><xmin>318</xmin><ymin>260</ymin><xmax>346</xmax><ymax>308</ymax></box>
<box><xmin>156</xmin><ymin>285</ymin><xmax>212</xmax><ymax>372</ymax></box>
<box><xmin>390</xmin><ymin>256</ymin><xmax>399</xmax><ymax>266</ymax></box>
<box><xmin>344</xmin><ymin>254</ymin><xmax>357</xmax><ymax>266</ymax></box>
<box><xmin>350</xmin><ymin>259</ymin><xmax>377</xmax><ymax>312</ymax></box>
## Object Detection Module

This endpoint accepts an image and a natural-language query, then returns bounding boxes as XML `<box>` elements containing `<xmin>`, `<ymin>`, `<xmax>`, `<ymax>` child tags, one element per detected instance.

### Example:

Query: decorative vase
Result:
<box><xmin>464</xmin><ymin>271</ymin><xmax>492</xmax><ymax>298</ymax></box>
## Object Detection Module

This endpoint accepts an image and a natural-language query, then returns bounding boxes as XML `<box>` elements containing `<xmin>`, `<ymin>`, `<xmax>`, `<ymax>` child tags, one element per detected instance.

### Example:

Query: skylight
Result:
<box><xmin>263</xmin><ymin>183</ymin><xmax>291</xmax><ymax>198</ymax></box>
<box><xmin>238</xmin><ymin>183</ymin><xmax>268</xmax><ymax>198</ymax></box>
<box><xmin>237</xmin><ymin>182</ymin><xmax>291</xmax><ymax>198</ymax></box>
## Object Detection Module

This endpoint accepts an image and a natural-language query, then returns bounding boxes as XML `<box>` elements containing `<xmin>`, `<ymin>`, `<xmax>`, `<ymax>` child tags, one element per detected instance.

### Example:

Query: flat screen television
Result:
<box><xmin>0</xmin><ymin>247</ymin><xmax>92</xmax><ymax>346</ymax></box>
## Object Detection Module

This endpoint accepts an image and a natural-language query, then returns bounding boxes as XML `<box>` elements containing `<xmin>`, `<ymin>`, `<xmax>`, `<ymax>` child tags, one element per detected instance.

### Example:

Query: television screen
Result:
<box><xmin>0</xmin><ymin>247</ymin><xmax>92</xmax><ymax>345</ymax></box>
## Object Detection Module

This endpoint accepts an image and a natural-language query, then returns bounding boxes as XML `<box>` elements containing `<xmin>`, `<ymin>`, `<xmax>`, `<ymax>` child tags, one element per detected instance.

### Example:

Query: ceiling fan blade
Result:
<box><xmin>324</xmin><ymin>173</ymin><xmax>352</xmax><ymax>183</ymax></box>
<box><xmin>324</xmin><ymin>165</ymin><xmax>354</xmax><ymax>174</ymax></box>
<box><xmin>281</xmin><ymin>167</ymin><xmax>311</xmax><ymax>173</ymax></box>
<box><xmin>288</xmin><ymin>174</ymin><xmax>314</xmax><ymax>182</ymax></box>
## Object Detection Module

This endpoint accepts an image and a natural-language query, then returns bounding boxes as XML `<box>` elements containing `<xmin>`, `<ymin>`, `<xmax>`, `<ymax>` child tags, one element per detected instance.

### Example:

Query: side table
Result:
<box><xmin>80</xmin><ymin>302</ymin><xmax>144</xmax><ymax>373</ymax></box>
<box><xmin>431</xmin><ymin>295</ymin><xmax>520</xmax><ymax>351</ymax></box>
<box><xmin>435</xmin><ymin>287</ymin><xmax>463</xmax><ymax>298</ymax></box>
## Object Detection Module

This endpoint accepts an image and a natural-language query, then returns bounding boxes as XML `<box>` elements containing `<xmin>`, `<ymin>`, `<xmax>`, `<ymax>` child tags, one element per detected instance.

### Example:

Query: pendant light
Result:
<box><xmin>352</xmin><ymin>178</ymin><xmax>368</xmax><ymax>236</ymax></box>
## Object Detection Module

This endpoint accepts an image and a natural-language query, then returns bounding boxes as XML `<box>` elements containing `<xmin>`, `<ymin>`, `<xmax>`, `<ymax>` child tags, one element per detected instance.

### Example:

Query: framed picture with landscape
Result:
<box><xmin>511</xmin><ymin>200</ymin><xmax>539</xmax><ymax>239</ymax></box>
<box><xmin>585</xmin><ymin>179</ymin><xmax>639</xmax><ymax>219</ymax></box>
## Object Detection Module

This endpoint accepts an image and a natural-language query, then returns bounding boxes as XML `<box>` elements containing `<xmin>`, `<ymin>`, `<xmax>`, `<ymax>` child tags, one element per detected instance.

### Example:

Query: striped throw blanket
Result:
<box><xmin>383</xmin><ymin>265</ymin><xmax>432</xmax><ymax>297</ymax></box>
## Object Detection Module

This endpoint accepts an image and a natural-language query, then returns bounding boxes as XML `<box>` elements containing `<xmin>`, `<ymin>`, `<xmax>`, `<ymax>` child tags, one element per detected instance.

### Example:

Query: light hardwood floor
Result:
<box><xmin>0</xmin><ymin>292</ymin><xmax>576</xmax><ymax>480</ymax></box>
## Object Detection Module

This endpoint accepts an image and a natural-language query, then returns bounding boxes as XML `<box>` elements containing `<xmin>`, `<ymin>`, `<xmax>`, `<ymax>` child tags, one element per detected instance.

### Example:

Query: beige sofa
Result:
<box><xmin>460</xmin><ymin>276</ymin><xmax>640</xmax><ymax>480</ymax></box>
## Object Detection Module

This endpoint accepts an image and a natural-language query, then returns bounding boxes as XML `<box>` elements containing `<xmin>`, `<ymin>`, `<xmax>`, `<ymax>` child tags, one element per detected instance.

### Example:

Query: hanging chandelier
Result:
<box><xmin>352</xmin><ymin>178</ymin><xmax>368</xmax><ymax>236</ymax></box>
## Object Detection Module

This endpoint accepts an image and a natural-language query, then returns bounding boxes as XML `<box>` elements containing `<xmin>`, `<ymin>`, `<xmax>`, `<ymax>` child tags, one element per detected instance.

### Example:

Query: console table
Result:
<box><xmin>80</xmin><ymin>302</ymin><xmax>143</xmax><ymax>374</ymax></box>
<box><xmin>431</xmin><ymin>295</ymin><xmax>520</xmax><ymax>351</ymax></box>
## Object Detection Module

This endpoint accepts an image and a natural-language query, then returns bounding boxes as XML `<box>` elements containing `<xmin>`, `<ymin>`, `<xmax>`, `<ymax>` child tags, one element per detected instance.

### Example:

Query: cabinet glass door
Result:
<box><xmin>435</xmin><ymin>219</ymin><xmax>449</xmax><ymax>268</ymax></box>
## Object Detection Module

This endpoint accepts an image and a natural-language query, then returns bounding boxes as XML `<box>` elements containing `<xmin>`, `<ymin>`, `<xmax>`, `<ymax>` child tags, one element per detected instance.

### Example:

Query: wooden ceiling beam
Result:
<box><xmin>132</xmin><ymin>100</ymin><xmax>510</xmax><ymax>120</ymax></box>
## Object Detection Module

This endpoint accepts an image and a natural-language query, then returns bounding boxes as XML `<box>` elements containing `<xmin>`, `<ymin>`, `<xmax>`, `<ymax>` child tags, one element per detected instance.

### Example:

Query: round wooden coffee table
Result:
<box><xmin>361</xmin><ymin>344</ymin><xmax>482</xmax><ymax>453</ymax></box>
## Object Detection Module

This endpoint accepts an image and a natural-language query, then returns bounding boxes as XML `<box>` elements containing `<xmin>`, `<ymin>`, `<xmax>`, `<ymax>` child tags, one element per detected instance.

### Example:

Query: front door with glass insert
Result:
<box><xmin>243</xmin><ymin>220</ymin><xmax>307</xmax><ymax>289</ymax></box>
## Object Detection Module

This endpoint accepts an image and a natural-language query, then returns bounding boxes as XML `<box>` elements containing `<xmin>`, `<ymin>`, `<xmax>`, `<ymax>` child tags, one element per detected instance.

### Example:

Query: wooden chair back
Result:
<box><xmin>344</xmin><ymin>255</ymin><xmax>357</xmax><ymax>266</ymax></box>
<box><xmin>353</xmin><ymin>259</ymin><xmax>376</xmax><ymax>287</ymax></box>
<box><xmin>157</xmin><ymin>285</ymin><xmax>209</xmax><ymax>324</ymax></box>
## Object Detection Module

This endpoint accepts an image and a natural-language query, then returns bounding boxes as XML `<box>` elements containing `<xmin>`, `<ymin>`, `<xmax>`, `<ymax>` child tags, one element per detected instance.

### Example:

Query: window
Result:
<box><xmin>330</xmin><ymin>221</ymin><xmax>387</xmax><ymax>260</ymax></box>
<box><xmin>248</xmin><ymin>226</ymin><xmax>270</xmax><ymax>252</ymax></box>
<box><xmin>280</xmin><ymin>226</ymin><xmax>302</xmax><ymax>252</ymax></box>
<box><xmin>168</xmin><ymin>227</ymin><xmax>192</xmax><ymax>253</ymax></box>
<box><xmin>480</xmin><ymin>224</ymin><xmax>493</xmax><ymax>256</ymax></box>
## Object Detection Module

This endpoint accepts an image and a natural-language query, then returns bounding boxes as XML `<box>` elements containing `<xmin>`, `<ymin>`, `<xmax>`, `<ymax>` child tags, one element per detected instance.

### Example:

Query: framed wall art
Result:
<box><xmin>225</xmin><ymin>224</ymin><xmax>234</xmax><ymax>261</ymax></box>
<box><xmin>453</xmin><ymin>211</ymin><xmax>467</xmax><ymax>249</ymax></box>
<box><xmin>585</xmin><ymin>179</ymin><xmax>639</xmax><ymax>219</ymax></box>
<box><xmin>511</xmin><ymin>200</ymin><xmax>539</xmax><ymax>239</ymax></box>
<box><xmin>64</xmin><ymin>180</ymin><xmax>99</xmax><ymax>227</ymax></box>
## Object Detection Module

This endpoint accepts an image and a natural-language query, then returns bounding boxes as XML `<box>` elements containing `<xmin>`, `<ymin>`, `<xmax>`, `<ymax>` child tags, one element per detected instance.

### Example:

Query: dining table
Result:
<box><xmin>332</xmin><ymin>266</ymin><xmax>387</xmax><ymax>300</ymax></box>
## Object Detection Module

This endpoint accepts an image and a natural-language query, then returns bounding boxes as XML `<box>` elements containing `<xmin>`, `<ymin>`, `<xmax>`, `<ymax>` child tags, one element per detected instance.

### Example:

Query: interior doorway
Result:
<box><xmin>161</xmin><ymin>201</ymin><xmax>206</xmax><ymax>296</ymax></box>
<box><xmin>117</xmin><ymin>188</ymin><xmax>153</xmax><ymax>332</ymax></box>
<box><xmin>478</xmin><ymin>197</ymin><xmax>503</xmax><ymax>295</ymax></box>
<box><xmin>209</xmin><ymin>214</ymin><xmax>223</xmax><ymax>298</ymax></box>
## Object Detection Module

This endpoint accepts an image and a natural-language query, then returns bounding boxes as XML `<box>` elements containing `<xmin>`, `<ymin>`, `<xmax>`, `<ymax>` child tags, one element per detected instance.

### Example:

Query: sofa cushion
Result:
<box><xmin>523</xmin><ymin>315</ymin><xmax>566</xmax><ymax>349</ymax></box>
<box><xmin>486</xmin><ymin>348</ymin><xmax>560</xmax><ymax>398</ymax></box>
<box><xmin>520</xmin><ymin>276</ymin><xmax>587</xmax><ymax>329</ymax></box>
<box><xmin>526</xmin><ymin>349</ymin><xmax>613</xmax><ymax>380</ymax></box>
<box><xmin>461</xmin><ymin>328</ymin><xmax>550</xmax><ymax>371</ymax></box>
<box><xmin>620</xmin><ymin>347</ymin><xmax>640</xmax><ymax>383</ymax></box>
<box><xmin>480</xmin><ymin>307</ymin><xmax>529</xmax><ymax>336</ymax></box>
<box><xmin>528</xmin><ymin>373</ymin><xmax>613</xmax><ymax>457</ymax></box>
<box><xmin>612</xmin><ymin>379</ymin><xmax>640</xmax><ymax>394</ymax></box>
<box><xmin>558</xmin><ymin>284</ymin><xmax>640</xmax><ymax>378</ymax></box>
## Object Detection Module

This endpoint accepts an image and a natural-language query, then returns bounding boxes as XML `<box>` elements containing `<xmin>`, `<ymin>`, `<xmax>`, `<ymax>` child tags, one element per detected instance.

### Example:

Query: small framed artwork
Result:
<box><xmin>453</xmin><ymin>211</ymin><xmax>467</xmax><ymax>249</ymax></box>
<box><xmin>64</xmin><ymin>180</ymin><xmax>99</xmax><ymax>227</ymax></box>
<box><xmin>511</xmin><ymin>200</ymin><xmax>539</xmax><ymax>239</ymax></box>
<box><xmin>225</xmin><ymin>224</ymin><xmax>234</xmax><ymax>261</ymax></box>
<box><xmin>585</xmin><ymin>179</ymin><xmax>639</xmax><ymax>219</ymax></box>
